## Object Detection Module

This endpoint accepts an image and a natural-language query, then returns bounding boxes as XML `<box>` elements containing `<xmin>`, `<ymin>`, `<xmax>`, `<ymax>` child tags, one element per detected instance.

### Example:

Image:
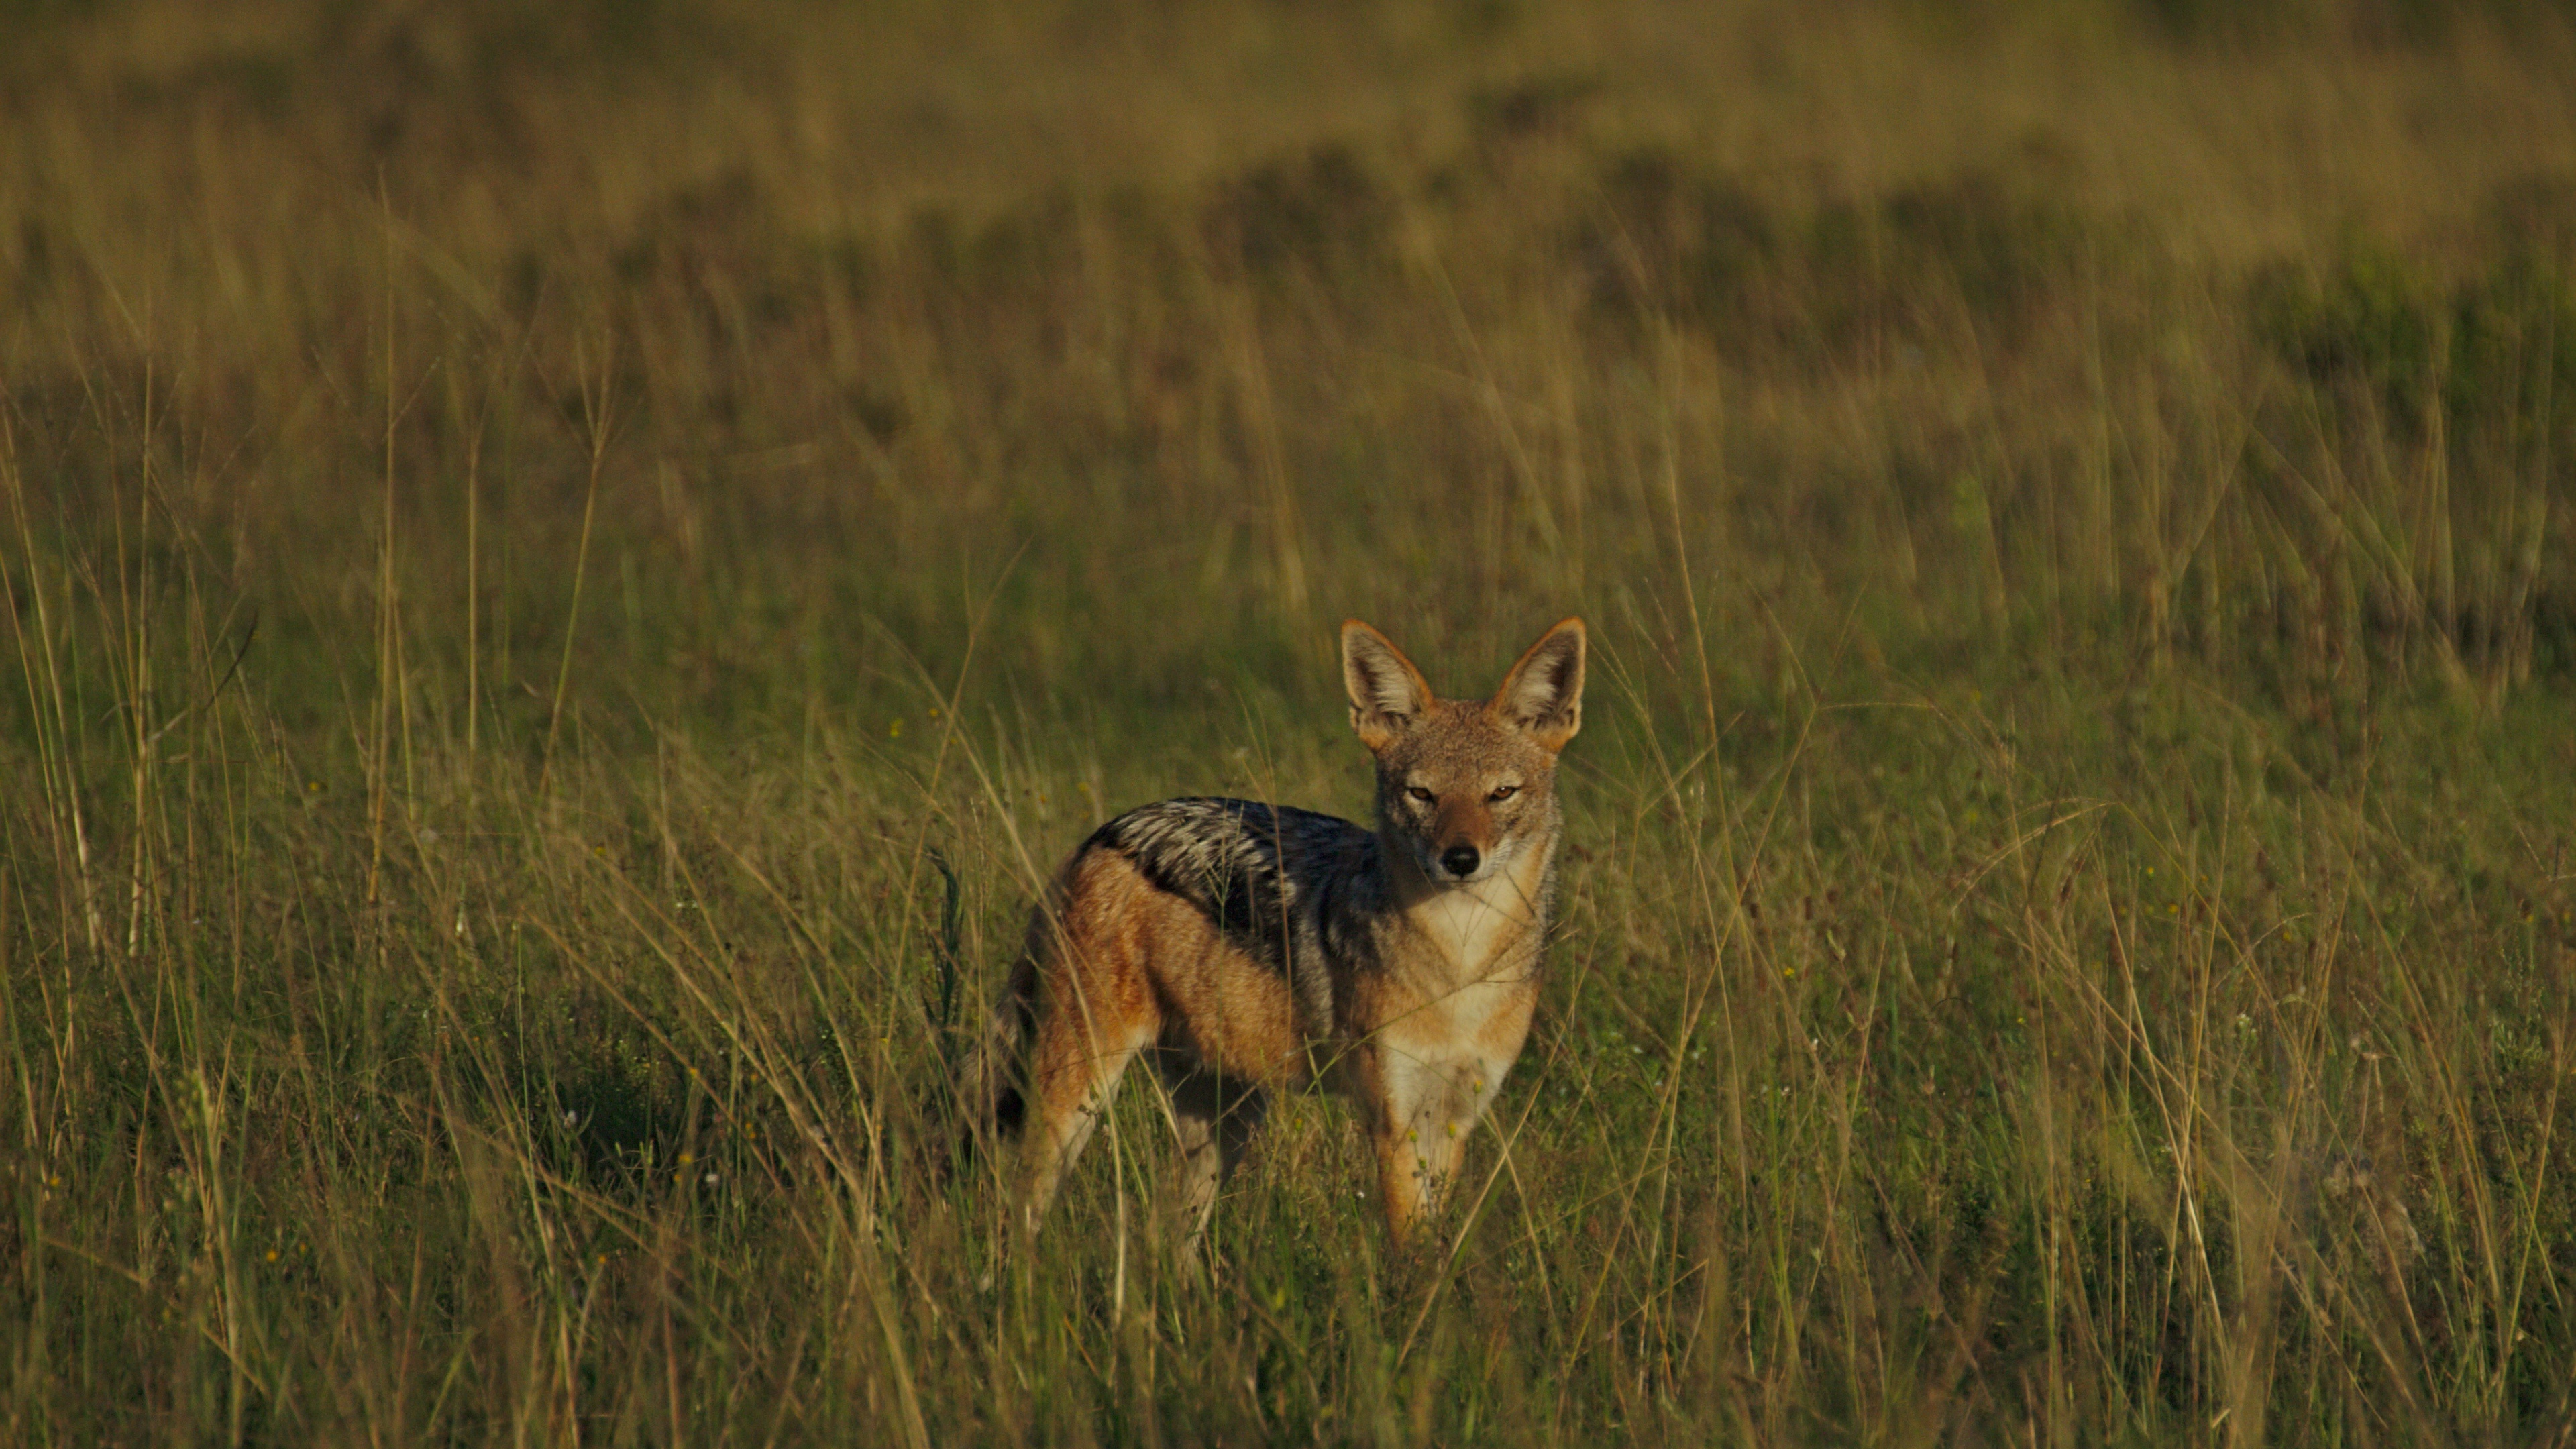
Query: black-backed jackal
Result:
<box><xmin>974</xmin><ymin>617</ymin><xmax>1585</xmax><ymax>1248</ymax></box>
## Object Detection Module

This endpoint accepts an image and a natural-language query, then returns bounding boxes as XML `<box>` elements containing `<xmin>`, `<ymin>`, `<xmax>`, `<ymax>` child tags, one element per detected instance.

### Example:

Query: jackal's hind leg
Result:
<box><xmin>1020</xmin><ymin>1012</ymin><xmax>1152</xmax><ymax>1237</ymax></box>
<box><xmin>1163</xmin><ymin>1067</ymin><xmax>1266</xmax><ymax>1260</ymax></box>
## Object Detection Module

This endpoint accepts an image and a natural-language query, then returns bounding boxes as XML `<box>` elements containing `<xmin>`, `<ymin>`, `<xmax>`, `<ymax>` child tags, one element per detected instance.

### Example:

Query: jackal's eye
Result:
<box><xmin>1488</xmin><ymin>784</ymin><xmax>1519</xmax><ymax>802</ymax></box>
<box><xmin>1405</xmin><ymin>786</ymin><xmax>1436</xmax><ymax>805</ymax></box>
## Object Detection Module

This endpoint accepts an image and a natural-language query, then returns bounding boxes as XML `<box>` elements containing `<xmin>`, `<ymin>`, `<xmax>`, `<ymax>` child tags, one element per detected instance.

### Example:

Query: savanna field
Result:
<box><xmin>5</xmin><ymin>1</ymin><xmax>2576</xmax><ymax>1442</ymax></box>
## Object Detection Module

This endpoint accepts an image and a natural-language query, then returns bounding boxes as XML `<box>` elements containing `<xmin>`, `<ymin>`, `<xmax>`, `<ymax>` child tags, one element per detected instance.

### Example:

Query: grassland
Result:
<box><xmin>4</xmin><ymin>0</ymin><xmax>2576</xmax><ymax>1442</ymax></box>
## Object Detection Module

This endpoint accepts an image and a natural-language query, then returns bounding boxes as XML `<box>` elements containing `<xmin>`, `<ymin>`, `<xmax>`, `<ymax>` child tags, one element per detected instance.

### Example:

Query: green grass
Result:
<box><xmin>4</xmin><ymin>1</ymin><xmax>2575</xmax><ymax>1442</ymax></box>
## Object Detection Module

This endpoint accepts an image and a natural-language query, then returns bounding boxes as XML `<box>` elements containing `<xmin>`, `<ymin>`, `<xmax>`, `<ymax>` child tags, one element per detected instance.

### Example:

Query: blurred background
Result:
<box><xmin>9</xmin><ymin>0</ymin><xmax>2576</xmax><ymax>726</ymax></box>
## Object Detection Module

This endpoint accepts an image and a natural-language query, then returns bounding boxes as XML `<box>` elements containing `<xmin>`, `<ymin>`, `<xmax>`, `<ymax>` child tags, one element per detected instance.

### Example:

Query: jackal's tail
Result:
<box><xmin>949</xmin><ymin>944</ymin><xmax>1040</xmax><ymax>1171</ymax></box>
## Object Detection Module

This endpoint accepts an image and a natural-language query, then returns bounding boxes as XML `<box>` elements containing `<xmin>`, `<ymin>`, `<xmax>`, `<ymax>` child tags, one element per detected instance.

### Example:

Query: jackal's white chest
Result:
<box><xmin>1407</xmin><ymin>888</ymin><xmax>1513</xmax><ymax>974</ymax></box>
<box><xmin>1398</xmin><ymin>853</ymin><xmax>1549</xmax><ymax>985</ymax></box>
<box><xmin>1366</xmin><ymin>954</ymin><xmax>1540</xmax><ymax>1142</ymax></box>
<box><xmin>1366</xmin><ymin>865</ymin><xmax>1546</xmax><ymax>1090</ymax></box>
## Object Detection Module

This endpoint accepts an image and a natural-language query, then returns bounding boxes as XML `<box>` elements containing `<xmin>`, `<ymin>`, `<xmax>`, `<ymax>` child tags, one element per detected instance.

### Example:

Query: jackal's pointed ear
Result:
<box><xmin>1342</xmin><ymin>619</ymin><xmax>1436</xmax><ymax>751</ymax></box>
<box><xmin>1493</xmin><ymin>617</ymin><xmax>1585</xmax><ymax>751</ymax></box>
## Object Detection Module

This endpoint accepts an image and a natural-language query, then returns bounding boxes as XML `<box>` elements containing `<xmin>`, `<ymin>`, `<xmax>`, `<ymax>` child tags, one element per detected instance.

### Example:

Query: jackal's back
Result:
<box><xmin>1082</xmin><ymin>797</ymin><xmax>1379</xmax><ymax>995</ymax></box>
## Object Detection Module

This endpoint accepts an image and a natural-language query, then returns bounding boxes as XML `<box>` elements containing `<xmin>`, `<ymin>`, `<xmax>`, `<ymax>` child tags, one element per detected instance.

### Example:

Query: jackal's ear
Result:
<box><xmin>1493</xmin><ymin>617</ymin><xmax>1585</xmax><ymax>751</ymax></box>
<box><xmin>1342</xmin><ymin>619</ymin><xmax>1436</xmax><ymax>751</ymax></box>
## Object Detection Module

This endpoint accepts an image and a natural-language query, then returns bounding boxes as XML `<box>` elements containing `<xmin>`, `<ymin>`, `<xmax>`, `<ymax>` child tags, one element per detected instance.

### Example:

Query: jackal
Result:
<box><xmin>973</xmin><ymin>616</ymin><xmax>1585</xmax><ymax>1247</ymax></box>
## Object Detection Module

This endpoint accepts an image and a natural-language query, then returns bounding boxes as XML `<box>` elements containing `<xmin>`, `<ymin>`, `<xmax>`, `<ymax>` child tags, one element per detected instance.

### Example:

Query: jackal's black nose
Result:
<box><xmin>1440</xmin><ymin>845</ymin><xmax>1481</xmax><ymax>879</ymax></box>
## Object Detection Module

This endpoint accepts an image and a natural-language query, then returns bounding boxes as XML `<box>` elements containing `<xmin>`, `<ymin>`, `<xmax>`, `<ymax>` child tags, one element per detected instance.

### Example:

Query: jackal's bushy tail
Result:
<box><xmin>951</xmin><ymin>941</ymin><xmax>1040</xmax><ymax>1171</ymax></box>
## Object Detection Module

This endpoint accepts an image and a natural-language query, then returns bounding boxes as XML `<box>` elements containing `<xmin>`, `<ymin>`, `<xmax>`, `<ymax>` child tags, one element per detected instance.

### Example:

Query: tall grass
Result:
<box><xmin>3</xmin><ymin>0</ymin><xmax>2573</xmax><ymax>1441</ymax></box>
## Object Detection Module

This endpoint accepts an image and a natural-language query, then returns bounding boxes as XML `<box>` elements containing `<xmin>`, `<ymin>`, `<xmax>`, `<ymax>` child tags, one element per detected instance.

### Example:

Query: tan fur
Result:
<box><xmin>986</xmin><ymin>617</ymin><xmax>1585</xmax><ymax>1250</ymax></box>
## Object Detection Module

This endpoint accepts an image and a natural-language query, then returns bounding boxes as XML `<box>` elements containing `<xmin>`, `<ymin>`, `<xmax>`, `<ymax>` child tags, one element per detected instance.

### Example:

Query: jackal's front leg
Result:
<box><xmin>1363</xmin><ymin>1046</ymin><xmax>1503</xmax><ymax>1242</ymax></box>
<box><xmin>1372</xmin><ymin>1120</ymin><xmax>1466</xmax><ymax>1242</ymax></box>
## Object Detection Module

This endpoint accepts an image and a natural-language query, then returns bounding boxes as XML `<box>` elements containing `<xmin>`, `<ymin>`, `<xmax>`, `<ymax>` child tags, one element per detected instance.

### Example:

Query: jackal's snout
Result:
<box><xmin>1438</xmin><ymin>843</ymin><xmax>1481</xmax><ymax>879</ymax></box>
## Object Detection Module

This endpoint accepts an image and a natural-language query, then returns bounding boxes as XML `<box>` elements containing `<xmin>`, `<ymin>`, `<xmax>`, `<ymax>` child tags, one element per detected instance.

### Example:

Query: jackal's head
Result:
<box><xmin>1340</xmin><ymin>617</ymin><xmax>1585</xmax><ymax>888</ymax></box>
